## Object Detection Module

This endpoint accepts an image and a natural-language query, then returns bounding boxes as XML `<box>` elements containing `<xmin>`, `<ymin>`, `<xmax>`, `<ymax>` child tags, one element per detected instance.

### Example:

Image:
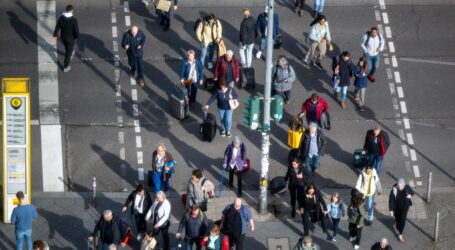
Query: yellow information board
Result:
<box><xmin>2</xmin><ymin>78</ymin><xmax>31</xmax><ymax>223</ymax></box>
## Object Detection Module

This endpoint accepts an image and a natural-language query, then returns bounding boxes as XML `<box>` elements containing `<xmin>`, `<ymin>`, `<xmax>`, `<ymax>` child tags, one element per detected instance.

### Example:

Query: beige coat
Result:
<box><xmin>196</xmin><ymin>19</ymin><xmax>222</xmax><ymax>47</ymax></box>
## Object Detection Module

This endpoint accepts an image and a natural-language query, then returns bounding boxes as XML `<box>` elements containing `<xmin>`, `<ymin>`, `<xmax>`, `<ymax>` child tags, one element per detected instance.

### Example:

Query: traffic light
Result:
<box><xmin>243</xmin><ymin>96</ymin><xmax>260</xmax><ymax>130</ymax></box>
<box><xmin>271</xmin><ymin>95</ymin><xmax>283</xmax><ymax>123</ymax></box>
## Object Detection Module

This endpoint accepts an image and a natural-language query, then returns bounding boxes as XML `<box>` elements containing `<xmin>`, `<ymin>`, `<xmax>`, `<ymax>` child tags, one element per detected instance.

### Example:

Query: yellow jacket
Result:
<box><xmin>196</xmin><ymin>19</ymin><xmax>222</xmax><ymax>47</ymax></box>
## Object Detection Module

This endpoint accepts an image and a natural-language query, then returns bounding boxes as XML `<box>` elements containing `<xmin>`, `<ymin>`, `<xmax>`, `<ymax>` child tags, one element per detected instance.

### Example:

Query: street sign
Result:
<box><xmin>2</xmin><ymin>78</ymin><xmax>31</xmax><ymax>223</ymax></box>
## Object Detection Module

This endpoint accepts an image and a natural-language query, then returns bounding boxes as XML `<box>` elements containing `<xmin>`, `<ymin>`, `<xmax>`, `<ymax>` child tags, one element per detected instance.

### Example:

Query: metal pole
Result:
<box><xmin>434</xmin><ymin>212</ymin><xmax>440</xmax><ymax>242</ymax></box>
<box><xmin>259</xmin><ymin>0</ymin><xmax>275</xmax><ymax>214</ymax></box>
<box><xmin>92</xmin><ymin>177</ymin><xmax>97</xmax><ymax>208</ymax></box>
<box><xmin>427</xmin><ymin>172</ymin><xmax>432</xmax><ymax>203</ymax></box>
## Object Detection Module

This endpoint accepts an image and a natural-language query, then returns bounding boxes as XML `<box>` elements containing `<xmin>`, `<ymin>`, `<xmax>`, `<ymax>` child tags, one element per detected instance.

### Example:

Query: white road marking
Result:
<box><xmin>386</xmin><ymin>68</ymin><xmax>393</xmax><ymax>80</ymax></box>
<box><xmin>130</xmin><ymin>77</ymin><xmax>136</xmax><ymax>86</ymax></box>
<box><xmin>409</xmin><ymin>180</ymin><xmax>415</xmax><ymax>187</ymax></box>
<box><xmin>134</xmin><ymin>120</ymin><xmax>141</xmax><ymax>133</ymax></box>
<box><xmin>120</xmin><ymin>147</ymin><xmax>126</xmax><ymax>160</ymax></box>
<box><xmin>137</xmin><ymin>151</ymin><xmax>143</xmax><ymax>164</ymax></box>
<box><xmin>113</xmin><ymin>41</ymin><xmax>118</xmax><ymax>52</ymax></box>
<box><xmin>389</xmin><ymin>83</ymin><xmax>395</xmax><ymax>94</ymax></box>
<box><xmin>384</xmin><ymin>57</ymin><xmax>390</xmax><ymax>65</ymax></box>
<box><xmin>405</xmin><ymin>161</ymin><xmax>411</xmax><ymax>173</ymax></box>
<box><xmin>133</xmin><ymin>104</ymin><xmax>139</xmax><ymax>116</ymax></box>
<box><xmin>111</xmin><ymin>12</ymin><xmax>116</xmax><ymax>23</ymax></box>
<box><xmin>378</xmin><ymin>24</ymin><xmax>384</xmax><ymax>34</ymax></box>
<box><xmin>397</xmin><ymin>86</ymin><xmax>404</xmax><ymax>98</ymax></box>
<box><xmin>410</xmin><ymin>149</ymin><xmax>417</xmax><ymax>161</ymax></box>
<box><xmin>116</xmin><ymin>100</ymin><xmax>122</xmax><ymax>112</ymax></box>
<box><xmin>388</xmin><ymin>42</ymin><xmax>395</xmax><ymax>53</ymax></box>
<box><xmin>400</xmin><ymin>101</ymin><xmax>408</xmax><ymax>113</ymax></box>
<box><xmin>394</xmin><ymin>71</ymin><xmax>401</xmax><ymax>83</ymax></box>
<box><xmin>379</xmin><ymin>0</ymin><xmax>386</xmax><ymax>9</ymax></box>
<box><xmin>114</xmin><ymin>55</ymin><xmax>119</xmax><ymax>67</ymax></box>
<box><xmin>375</xmin><ymin>10</ymin><xmax>381</xmax><ymax>21</ymax></box>
<box><xmin>138</xmin><ymin>168</ymin><xmax>144</xmax><ymax>181</ymax></box>
<box><xmin>40</xmin><ymin>125</ymin><xmax>65</xmax><ymax>192</ymax></box>
<box><xmin>398</xmin><ymin>129</ymin><xmax>405</xmax><ymax>140</ymax></box>
<box><xmin>392</xmin><ymin>98</ymin><xmax>399</xmax><ymax>110</ymax></box>
<box><xmin>403</xmin><ymin>118</ymin><xmax>411</xmax><ymax>129</ymax></box>
<box><xmin>132</xmin><ymin>89</ymin><xmax>138</xmax><ymax>101</ymax></box>
<box><xmin>117</xmin><ymin>115</ymin><xmax>123</xmax><ymax>126</ymax></box>
<box><xmin>385</xmin><ymin>26</ymin><xmax>392</xmax><ymax>38</ymax></box>
<box><xmin>392</xmin><ymin>56</ymin><xmax>398</xmax><ymax>67</ymax></box>
<box><xmin>402</xmin><ymin>145</ymin><xmax>409</xmax><ymax>157</ymax></box>
<box><xmin>125</xmin><ymin>16</ymin><xmax>131</xmax><ymax>27</ymax></box>
<box><xmin>417</xmin><ymin>181</ymin><xmax>422</xmax><ymax>186</ymax></box>
<box><xmin>136</xmin><ymin>136</ymin><xmax>142</xmax><ymax>148</ymax></box>
<box><xmin>115</xmin><ymin>69</ymin><xmax>120</xmax><ymax>82</ymax></box>
<box><xmin>407</xmin><ymin>133</ymin><xmax>414</xmax><ymax>145</ymax></box>
<box><xmin>382</xmin><ymin>12</ymin><xmax>389</xmax><ymax>24</ymax></box>
<box><xmin>31</xmin><ymin>120</ymin><xmax>40</xmax><ymax>125</ymax></box>
<box><xmin>119</xmin><ymin>131</ymin><xmax>124</xmax><ymax>144</ymax></box>
<box><xmin>124</xmin><ymin>1</ymin><xmax>129</xmax><ymax>13</ymax></box>
<box><xmin>116</xmin><ymin>84</ymin><xmax>121</xmax><ymax>97</ymax></box>
<box><xmin>400</xmin><ymin>57</ymin><xmax>455</xmax><ymax>66</ymax></box>
<box><xmin>413</xmin><ymin>165</ymin><xmax>421</xmax><ymax>178</ymax></box>
<box><xmin>112</xmin><ymin>26</ymin><xmax>118</xmax><ymax>38</ymax></box>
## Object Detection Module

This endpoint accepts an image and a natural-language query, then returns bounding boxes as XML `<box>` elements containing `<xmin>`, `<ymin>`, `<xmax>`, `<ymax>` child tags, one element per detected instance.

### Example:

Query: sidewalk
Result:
<box><xmin>0</xmin><ymin>188</ymin><xmax>427</xmax><ymax>249</ymax></box>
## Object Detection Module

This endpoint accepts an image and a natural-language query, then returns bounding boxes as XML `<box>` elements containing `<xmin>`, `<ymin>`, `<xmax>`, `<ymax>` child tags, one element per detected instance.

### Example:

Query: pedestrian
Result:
<box><xmin>348</xmin><ymin>189</ymin><xmax>367</xmax><ymax>250</ymax></box>
<box><xmin>294</xmin><ymin>0</ymin><xmax>305</xmax><ymax>17</ymax></box>
<box><xmin>292</xmin><ymin>236</ymin><xmax>319</xmax><ymax>250</ymax></box>
<box><xmin>255</xmin><ymin>7</ymin><xmax>280</xmax><ymax>59</ymax></box>
<box><xmin>221</xmin><ymin>198</ymin><xmax>254</xmax><ymax>250</ymax></box>
<box><xmin>285</xmin><ymin>157</ymin><xmax>309</xmax><ymax>218</ymax></box>
<box><xmin>52</xmin><ymin>5</ymin><xmax>79</xmax><ymax>72</ymax></box>
<box><xmin>371</xmin><ymin>238</ymin><xmax>392</xmax><ymax>250</ymax></box>
<box><xmin>122</xmin><ymin>184</ymin><xmax>153</xmax><ymax>241</ymax></box>
<box><xmin>354</xmin><ymin>57</ymin><xmax>369</xmax><ymax>112</ymax></box>
<box><xmin>213</xmin><ymin>50</ymin><xmax>241</xmax><ymax>88</ymax></box>
<box><xmin>176</xmin><ymin>204</ymin><xmax>208</xmax><ymax>250</ymax></box>
<box><xmin>196</xmin><ymin>14</ymin><xmax>222</xmax><ymax>69</ymax></box>
<box><xmin>122</xmin><ymin>26</ymin><xmax>146</xmax><ymax>87</ymax></box>
<box><xmin>186</xmin><ymin>169</ymin><xmax>206</xmax><ymax>211</ymax></box>
<box><xmin>88</xmin><ymin>210</ymin><xmax>127</xmax><ymax>249</ymax></box>
<box><xmin>205</xmin><ymin>78</ymin><xmax>239</xmax><ymax>137</ymax></box>
<box><xmin>239</xmin><ymin>8</ymin><xmax>256</xmax><ymax>68</ymax></box>
<box><xmin>201</xmin><ymin>224</ymin><xmax>230</xmax><ymax>250</ymax></box>
<box><xmin>313</xmin><ymin>0</ymin><xmax>325</xmax><ymax>17</ymax></box>
<box><xmin>151</xmin><ymin>143</ymin><xmax>176</xmax><ymax>193</ymax></box>
<box><xmin>325</xmin><ymin>192</ymin><xmax>346</xmax><ymax>241</ymax></box>
<box><xmin>355</xmin><ymin>165</ymin><xmax>382</xmax><ymax>225</ymax></box>
<box><xmin>32</xmin><ymin>240</ymin><xmax>49</xmax><ymax>250</ymax></box>
<box><xmin>145</xmin><ymin>191</ymin><xmax>172</xmax><ymax>250</ymax></box>
<box><xmin>304</xmin><ymin>15</ymin><xmax>332</xmax><ymax>70</ymax></box>
<box><xmin>389</xmin><ymin>178</ymin><xmax>414</xmax><ymax>242</ymax></box>
<box><xmin>11</xmin><ymin>191</ymin><xmax>37</xmax><ymax>250</ymax></box>
<box><xmin>300</xmin><ymin>93</ymin><xmax>329</xmax><ymax>127</ymax></box>
<box><xmin>298</xmin><ymin>184</ymin><xmax>328</xmax><ymax>237</ymax></box>
<box><xmin>362</xmin><ymin>126</ymin><xmax>390</xmax><ymax>176</ymax></box>
<box><xmin>333</xmin><ymin>51</ymin><xmax>354</xmax><ymax>109</ymax></box>
<box><xmin>361</xmin><ymin>27</ymin><xmax>385</xmax><ymax>82</ymax></box>
<box><xmin>223</xmin><ymin>136</ymin><xmax>247</xmax><ymax>197</ymax></box>
<box><xmin>272</xmin><ymin>56</ymin><xmax>296</xmax><ymax>104</ymax></box>
<box><xmin>299</xmin><ymin>122</ymin><xmax>327</xmax><ymax>174</ymax></box>
<box><xmin>156</xmin><ymin>0</ymin><xmax>178</xmax><ymax>31</ymax></box>
<box><xmin>180</xmin><ymin>49</ymin><xmax>204</xmax><ymax>105</ymax></box>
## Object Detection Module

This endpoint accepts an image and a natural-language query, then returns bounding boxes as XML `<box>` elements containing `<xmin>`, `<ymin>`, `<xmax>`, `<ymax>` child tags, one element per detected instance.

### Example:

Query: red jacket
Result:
<box><xmin>213</xmin><ymin>55</ymin><xmax>240</xmax><ymax>81</ymax></box>
<box><xmin>301</xmin><ymin>97</ymin><xmax>329</xmax><ymax>122</ymax></box>
<box><xmin>201</xmin><ymin>235</ymin><xmax>229</xmax><ymax>250</ymax></box>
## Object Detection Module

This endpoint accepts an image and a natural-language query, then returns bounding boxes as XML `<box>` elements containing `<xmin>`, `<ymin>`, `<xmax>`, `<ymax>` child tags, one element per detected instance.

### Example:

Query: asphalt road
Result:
<box><xmin>0</xmin><ymin>0</ymin><xmax>454</xmax><ymax>195</ymax></box>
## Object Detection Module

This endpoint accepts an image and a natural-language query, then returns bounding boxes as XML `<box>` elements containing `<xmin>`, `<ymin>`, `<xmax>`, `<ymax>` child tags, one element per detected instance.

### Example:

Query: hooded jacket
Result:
<box><xmin>53</xmin><ymin>12</ymin><xmax>79</xmax><ymax>40</ymax></box>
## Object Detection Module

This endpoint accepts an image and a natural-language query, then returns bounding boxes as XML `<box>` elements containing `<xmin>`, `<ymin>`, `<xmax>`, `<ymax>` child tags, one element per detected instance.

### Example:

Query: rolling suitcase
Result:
<box><xmin>170</xmin><ymin>94</ymin><xmax>189</xmax><ymax>120</ymax></box>
<box><xmin>240</xmin><ymin>67</ymin><xmax>256</xmax><ymax>89</ymax></box>
<box><xmin>200</xmin><ymin>112</ymin><xmax>217</xmax><ymax>142</ymax></box>
<box><xmin>353</xmin><ymin>149</ymin><xmax>369</xmax><ymax>169</ymax></box>
<box><xmin>270</xmin><ymin>176</ymin><xmax>287</xmax><ymax>195</ymax></box>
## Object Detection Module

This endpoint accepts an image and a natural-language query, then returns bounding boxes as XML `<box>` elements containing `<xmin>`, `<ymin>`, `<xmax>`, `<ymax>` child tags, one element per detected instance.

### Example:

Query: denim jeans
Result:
<box><xmin>304</xmin><ymin>155</ymin><xmax>320</xmax><ymax>173</ymax></box>
<box><xmin>259</xmin><ymin>37</ymin><xmax>267</xmax><ymax>51</ymax></box>
<box><xmin>160</xmin><ymin>10</ymin><xmax>171</xmax><ymax>28</ymax></box>
<box><xmin>365</xmin><ymin>195</ymin><xmax>375</xmax><ymax>221</ymax></box>
<box><xmin>314</xmin><ymin>0</ymin><xmax>325</xmax><ymax>13</ymax></box>
<box><xmin>184</xmin><ymin>237</ymin><xmax>202</xmax><ymax>250</ymax></box>
<box><xmin>365</xmin><ymin>54</ymin><xmax>380</xmax><ymax>76</ymax></box>
<box><xmin>331</xmin><ymin>217</ymin><xmax>340</xmax><ymax>237</ymax></box>
<box><xmin>185</xmin><ymin>82</ymin><xmax>199</xmax><ymax>104</ymax></box>
<box><xmin>127</xmin><ymin>53</ymin><xmax>144</xmax><ymax>80</ymax></box>
<box><xmin>239</xmin><ymin>42</ymin><xmax>254</xmax><ymax>67</ymax></box>
<box><xmin>218</xmin><ymin>108</ymin><xmax>233</xmax><ymax>132</ymax></box>
<box><xmin>368</xmin><ymin>155</ymin><xmax>384</xmax><ymax>176</ymax></box>
<box><xmin>334</xmin><ymin>85</ymin><xmax>348</xmax><ymax>102</ymax></box>
<box><xmin>16</xmin><ymin>229</ymin><xmax>32</xmax><ymax>250</ymax></box>
<box><xmin>200</xmin><ymin>42</ymin><xmax>215</xmax><ymax>68</ymax></box>
<box><xmin>153</xmin><ymin>171</ymin><xmax>169</xmax><ymax>192</ymax></box>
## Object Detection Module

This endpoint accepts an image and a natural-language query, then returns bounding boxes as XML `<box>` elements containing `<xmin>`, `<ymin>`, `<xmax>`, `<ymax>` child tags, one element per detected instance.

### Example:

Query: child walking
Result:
<box><xmin>354</xmin><ymin>57</ymin><xmax>369</xmax><ymax>112</ymax></box>
<box><xmin>325</xmin><ymin>192</ymin><xmax>345</xmax><ymax>241</ymax></box>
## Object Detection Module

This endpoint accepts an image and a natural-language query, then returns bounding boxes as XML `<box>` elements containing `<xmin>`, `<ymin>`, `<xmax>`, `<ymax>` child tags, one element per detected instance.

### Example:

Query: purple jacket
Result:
<box><xmin>223</xmin><ymin>143</ymin><xmax>246</xmax><ymax>171</ymax></box>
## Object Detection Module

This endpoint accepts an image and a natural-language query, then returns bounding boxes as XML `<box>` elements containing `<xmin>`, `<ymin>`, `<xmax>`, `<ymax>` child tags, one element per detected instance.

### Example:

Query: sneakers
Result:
<box><xmin>221</xmin><ymin>131</ymin><xmax>226</xmax><ymax>137</ymax></box>
<box><xmin>349</xmin><ymin>237</ymin><xmax>356</xmax><ymax>242</ymax></box>
<box><xmin>354</xmin><ymin>245</ymin><xmax>360</xmax><ymax>249</ymax></box>
<box><xmin>359</xmin><ymin>106</ymin><xmax>365</xmax><ymax>112</ymax></box>
<box><xmin>63</xmin><ymin>66</ymin><xmax>71</xmax><ymax>72</ymax></box>
<box><xmin>207</xmin><ymin>62</ymin><xmax>213</xmax><ymax>70</ymax></box>
<box><xmin>368</xmin><ymin>74</ymin><xmax>376</xmax><ymax>82</ymax></box>
<box><xmin>226</xmin><ymin>131</ymin><xmax>231</xmax><ymax>137</ymax></box>
<box><xmin>256</xmin><ymin>51</ymin><xmax>262</xmax><ymax>59</ymax></box>
<box><xmin>365</xmin><ymin>220</ymin><xmax>373</xmax><ymax>226</ymax></box>
<box><xmin>331</xmin><ymin>236</ymin><xmax>336</xmax><ymax>242</ymax></box>
<box><xmin>313</xmin><ymin>62</ymin><xmax>323</xmax><ymax>70</ymax></box>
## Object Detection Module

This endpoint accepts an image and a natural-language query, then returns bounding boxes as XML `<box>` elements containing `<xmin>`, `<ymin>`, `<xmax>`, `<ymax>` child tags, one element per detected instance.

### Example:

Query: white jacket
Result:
<box><xmin>361</xmin><ymin>33</ymin><xmax>384</xmax><ymax>57</ymax></box>
<box><xmin>355</xmin><ymin>168</ymin><xmax>382</xmax><ymax>196</ymax></box>
<box><xmin>145</xmin><ymin>199</ymin><xmax>171</xmax><ymax>227</ymax></box>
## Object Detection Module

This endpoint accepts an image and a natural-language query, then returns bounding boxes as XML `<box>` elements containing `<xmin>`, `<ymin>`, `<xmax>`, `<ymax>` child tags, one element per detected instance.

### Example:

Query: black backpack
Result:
<box><xmin>364</xmin><ymin>31</ymin><xmax>382</xmax><ymax>47</ymax></box>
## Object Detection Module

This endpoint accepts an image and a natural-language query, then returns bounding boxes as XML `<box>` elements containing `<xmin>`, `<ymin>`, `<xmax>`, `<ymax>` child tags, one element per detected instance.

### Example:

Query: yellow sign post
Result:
<box><xmin>2</xmin><ymin>78</ymin><xmax>31</xmax><ymax>223</ymax></box>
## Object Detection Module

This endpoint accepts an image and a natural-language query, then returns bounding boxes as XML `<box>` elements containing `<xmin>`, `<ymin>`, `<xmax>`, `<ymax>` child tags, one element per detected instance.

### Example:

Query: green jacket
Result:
<box><xmin>292</xmin><ymin>240</ymin><xmax>318</xmax><ymax>250</ymax></box>
<box><xmin>348</xmin><ymin>202</ymin><xmax>367</xmax><ymax>226</ymax></box>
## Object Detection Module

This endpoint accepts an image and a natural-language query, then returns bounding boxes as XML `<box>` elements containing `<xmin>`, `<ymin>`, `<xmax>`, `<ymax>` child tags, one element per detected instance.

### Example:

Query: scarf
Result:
<box><xmin>63</xmin><ymin>12</ymin><xmax>73</xmax><ymax>18</ymax></box>
<box><xmin>208</xmin><ymin>235</ymin><xmax>219</xmax><ymax>249</ymax></box>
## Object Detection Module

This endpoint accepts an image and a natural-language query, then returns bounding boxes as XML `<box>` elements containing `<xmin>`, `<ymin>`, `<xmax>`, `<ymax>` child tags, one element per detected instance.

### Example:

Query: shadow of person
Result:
<box><xmin>7</xmin><ymin>11</ymin><xmax>37</xmax><ymax>44</ymax></box>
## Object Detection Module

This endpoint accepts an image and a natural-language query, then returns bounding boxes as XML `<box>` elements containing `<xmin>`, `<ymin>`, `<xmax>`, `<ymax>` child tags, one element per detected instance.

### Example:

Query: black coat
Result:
<box><xmin>124</xmin><ymin>190</ymin><xmax>153</xmax><ymax>215</ymax></box>
<box><xmin>92</xmin><ymin>214</ymin><xmax>127</xmax><ymax>245</ymax></box>
<box><xmin>284</xmin><ymin>164</ymin><xmax>308</xmax><ymax>187</ymax></box>
<box><xmin>389</xmin><ymin>184</ymin><xmax>414</xmax><ymax>211</ymax></box>
<box><xmin>299</xmin><ymin>130</ymin><xmax>327</xmax><ymax>158</ymax></box>
<box><xmin>239</xmin><ymin>16</ymin><xmax>256</xmax><ymax>45</ymax></box>
<box><xmin>121</xmin><ymin>30</ymin><xmax>146</xmax><ymax>57</ymax></box>
<box><xmin>371</xmin><ymin>242</ymin><xmax>393</xmax><ymax>250</ymax></box>
<box><xmin>333</xmin><ymin>56</ymin><xmax>354</xmax><ymax>87</ymax></box>
<box><xmin>53</xmin><ymin>15</ymin><xmax>79</xmax><ymax>40</ymax></box>
<box><xmin>298</xmin><ymin>190</ymin><xmax>327</xmax><ymax>220</ymax></box>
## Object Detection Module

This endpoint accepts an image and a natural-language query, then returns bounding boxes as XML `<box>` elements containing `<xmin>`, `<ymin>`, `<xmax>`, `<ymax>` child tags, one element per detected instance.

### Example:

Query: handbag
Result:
<box><xmin>228</xmin><ymin>89</ymin><xmax>239</xmax><ymax>110</ymax></box>
<box><xmin>217</xmin><ymin>39</ymin><xmax>227</xmax><ymax>57</ymax></box>
<box><xmin>155</xmin><ymin>0</ymin><xmax>171</xmax><ymax>12</ymax></box>
<box><xmin>182</xmin><ymin>79</ymin><xmax>193</xmax><ymax>87</ymax></box>
<box><xmin>141</xmin><ymin>236</ymin><xmax>157</xmax><ymax>250</ymax></box>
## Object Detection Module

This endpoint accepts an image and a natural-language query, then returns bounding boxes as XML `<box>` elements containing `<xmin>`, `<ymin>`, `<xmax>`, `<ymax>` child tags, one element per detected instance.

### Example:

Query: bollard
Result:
<box><xmin>92</xmin><ymin>177</ymin><xmax>97</xmax><ymax>208</ymax></box>
<box><xmin>427</xmin><ymin>172</ymin><xmax>432</xmax><ymax>203</ymax></box>
<box><xmin>434</xmin><ymin>212</ymin><xmax>440</xmax><ymax>242</ymax></box>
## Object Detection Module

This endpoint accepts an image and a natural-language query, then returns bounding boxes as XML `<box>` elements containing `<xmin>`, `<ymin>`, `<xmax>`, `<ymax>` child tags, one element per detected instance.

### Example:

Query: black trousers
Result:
<box><xmin>288</xmin><ymin>185</ymin><xmax>303</xmax><ymax>212</ymax></box>
<box><xmin>127</xmin><ymin>53</ymin><xmax>144</xmax><ymax>80</ymax></box>
<box><xmin>272</xmin><ymin>89</ymin><xmax>291</xmax><ymax>104</ymax></box>
<box><xmin>229</xmin><ymin>168</ymin><xmax>243</xmax><ymax>196</ymax></box>
<box><xmin>228</xmin><ymin>234</ymin><xmax>244</xmax><ymax>250</ymax></box>
<box><xmin>62</xmin><ymin>39</ymin><xmax>75</xmax><ymax>68</ymax></box>
<box><xmin>302</xmin><ymin>211</ymin><xmax>326</xmax><ymax>236</ymax></box>
<box><xmin>152</xmin><ymin>221</ymin><xmax>170</xmax><ymax>250</ymax></box>
<box><xmin>295</xmin><ymin>0</ymin><xmax>306</xmax><ymax>10</ymax></box>
<box><xmin>394</xmin><ymin>207</ymin><xmax>409</xmax><ymax>234</ymax></box>
<box><xmin>185</xmin><ymin>82</ymin><xmax>198</xmax><ymax>104</ymax></box>
<box><xmin>348</xmin><ymin>223</ymin><xmax>362</xmax><ymax>245</ymax></box>
<box><xmin>134</xmin><ymin>213</ymin><xmax>147</xmax><ymax>234</ymax></box>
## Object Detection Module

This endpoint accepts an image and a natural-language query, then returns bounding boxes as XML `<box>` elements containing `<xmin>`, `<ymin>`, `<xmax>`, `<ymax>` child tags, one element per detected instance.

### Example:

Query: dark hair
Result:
<box><xmin>365</xmin><ymin>165</ymin><xmax>373</xmax><ymax>170</ymax></box>
<box><xmin>341</xmin><ymin>51</ymin><xmax>350</xmax><ymax>58</ymax></box>
<box><xmin>207</xmin><ymin>14</ymin><xmax>216</xmax><ymax>20</ymax></box>
<box><xmin>218</xmin><ymin>78</ymin><xmax>228</xmax><ymax>88</ymax></box>
<box><xmin>136</xmin><ymin>184</ymin><xmax>146</xmax><ymax>193</ymax></box>
<box><xmin>310</xmin><ymin>93</ymin><xmax>319</xmax><ymax>102</ymax></box>
<box><xmin>33</xmin><ymin>240</ymin><xmax>47</xmax><ymax>250</ymax></box>
<box><xmin>291</xmin><ymin>157</ymin><xmax>301</xmax><ymax>164</ymax></box>
<box><xmin>192</xmin><ymin>169</ymin><xmax>203</xmax><ymax>179</ymax></box>
<box><xmin>370</xmin><ymin>27</ymin><xmax>378</xmax><ymax>32</ymax></box>
<box><xmin>351</xmin><ymin>188</ymin><xmax>364</xmax><ymax>206</ymax></box>
<box><xmin>66</xmin><ymin>5</ymin><xmax>73</xmax><ymax>12</ymax></box>
<box><xmin>305</xmin><ymin>184</ymin><xmax>317</xmax><ymax>194</ymax></box>
<box><xmin>16</xmin><ymin>191</ymin><xmax>25</xmax><ymax>200</ymax></box>
<box><xmin>358</xmin><ymin>57</ymin><xmax>368</xmax><ymax>71</ymax></box>
<box><xmin>310</xmin><ymin>14</ymin><xmax>326</xmax><ymax>26</ymax></box>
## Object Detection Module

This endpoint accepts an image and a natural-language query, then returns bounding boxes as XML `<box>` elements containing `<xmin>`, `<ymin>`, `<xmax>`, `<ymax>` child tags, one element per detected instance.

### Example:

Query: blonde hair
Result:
<box><xmin>331</xmin><ymin>192</ymin><xmax>340</xmax><ymax>204</ymax></box>
<box><xmin>187</xmin><ymin>49</ymin><xmax>195</xmax><ymax>56</ymax></box>
<box><xmin>210</xmin><ymin>224</ymin><xmax>220</xmax><ymax>234</ymax></box>
<box><xmin>243</xmin><ymin>8</ymin><xmax>250</xmax><ymax>16</ymax></box>
<box><xmin>303</xmin><ymin>236</ymin><xmax>313</xmax><ymax>244</ymax></box>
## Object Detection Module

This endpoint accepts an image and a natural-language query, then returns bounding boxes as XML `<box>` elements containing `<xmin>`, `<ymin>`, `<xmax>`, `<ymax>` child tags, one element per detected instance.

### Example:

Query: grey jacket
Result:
<box><xmin>186</xmin><ymin>178</ymin><xmax>205</xmax><ymax>209</ymax></box>
<box><xmin>272</xmin><ymin>65</ymin><xmax>296</xmax><ymax>92</ymax></box>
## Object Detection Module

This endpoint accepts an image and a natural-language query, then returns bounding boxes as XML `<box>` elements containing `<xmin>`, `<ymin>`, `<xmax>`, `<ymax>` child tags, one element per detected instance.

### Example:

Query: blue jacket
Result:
<box><xmin>256</xmin><ymin>12</ymin><xmax>279</xmax><ymax>38</ymax></box>
<box><xmin>222</xmin><ymin>204</ymin><xmax>252</xmax><ymax>235</ymax></box>
<box><xmin>121</xmin><ymin>30</ymin><xmax>146</xmax><ymax>57</ymax></box>
<box><xmin>223</xmin><ymin>143</ymin><xmax>246</xmax><ymax>171</ymax></box>
<box><xmin>11</xmin><ymin>205</ymin><xmax>37</xmax><ymax>231</ymax></box>
<box><xmin>327</xmin><ymin>202</ymin><xmax>346</xmax><ymax>219</ymax></box>
<box><xmin>354</xmin><ymin>64</ymin><xmax>368</xmax><ymax>89</ymax></box>
<box><xmin>180</xmin><ymin>59</ymin><xmax>203</xmax><ymax>83</ymax></box>
<box><xmin>207</xmin><ymin>87</ymin><xmax>238</xmax><ymax>110</ymax></box>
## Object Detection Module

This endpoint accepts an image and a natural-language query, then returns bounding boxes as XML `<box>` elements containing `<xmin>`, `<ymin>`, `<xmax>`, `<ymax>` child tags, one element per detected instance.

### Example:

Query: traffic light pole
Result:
<box><xmin>258</xmin><ymin>0</ymin><xmax>275</xmax><ymax>214</ymax></box>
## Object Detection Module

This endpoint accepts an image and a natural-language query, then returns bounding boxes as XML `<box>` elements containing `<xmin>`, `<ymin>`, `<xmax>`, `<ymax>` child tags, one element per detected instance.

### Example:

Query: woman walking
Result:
<box><xmin>145</xmin><ymin>191</ymin><xmax>171</xmax><ymax>250</ymax></box>
<box><xmin>325</xmin><ymin>192</ymin><xmax>345</xmax><ymax>241</ymax></box>
<box><xmin>348</xmin><ymin>189</ymin><xmax>367</xmax><ymax>250</ymax></box>
<box><xmin>354</xmin><ymin>57</ymin><xmax>369</xmax><ymax>112</ymax></box>
<box><xmin>285</xmin><ymin>157</ymin><xmax>308</xmax><ymax>218</ymax></box>
<box><xmin>272</xmin><ymin>56</ymin><xmax>296</xmax><ymax>104</ymax></box>
<box><xmin>180</xmin><ymin>49</ymin><xmax>203</xmax><ymax>105</ymax></box>
<box><xmin>304</xmin><ymin>15</ymin><xmax>332</xmax><ymax>70</ymax></box>
<box><xmin>389</xmin><ymin>178</ymin><xmax>414</xmax><ymax>242</ymax></box>
<box><xmin>223</xmin><ymin>136</ymin><xmax>247</xmax><ymax>197</ymax></box>
<box><xmin>298</xmin><ymin>184</ymin><xmax>328</xmax><ymax>236</ymax></box>
<box><xmin>122</xmin><ymin>184</ymin><xmax>152</xmax><ymax>241</ymax></box>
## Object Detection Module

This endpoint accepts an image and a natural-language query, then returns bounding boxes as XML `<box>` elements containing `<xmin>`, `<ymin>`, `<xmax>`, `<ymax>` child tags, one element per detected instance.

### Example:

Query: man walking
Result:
<box><xmin>213</xmin><ymin>50</ymin><xmax>241</xmax><ymax>88</ymax></box>
<box><xmin>355</xmin><ymin>166</ymin><xmax>382</xmax><ymax>226</ymax></box>
<box><xmin>88</xmin><ymin>210</ymin><xmax>127</xmax><ymax>249</ymax></box>
<box><xmin>52</xmin><ymin>5</ymin><xmax>79</xmax><ymax>72</ymax></box>
<box><xmin>239</xmin><ymin>8</ymin><xmax>256</xmax><ymax>68</ymax></box>
<box><xmin>255</xmin><ymin>7</ymin><xmax>279</xmax><ymax>59</ymax></box>
<box><xmin>195</xmin><ymin>14</ymin><xmax>222</xmax><ymax>69</ymax></box>
<box><xmin>300</xmin><ymin>93</ymin><xmax>329</xmax><ymax>128</ymax></box>
<box><xmin>11</xmin><ymin>191</ymin><xmax>37</xmax><ymax>250</ymax></box>
<box><xmin>362</xmin><ymin>126</ymin><xmax>390</xmax><ymax>176</ymax></box>
<box><xmin>299</xmin><ymin>122</ymin><xmax>327</xmax><ymax>174</ymax></box>
<box><xmin>221</xmin><ymin>198</ymin><xmax>254</xmax><ymax>250</ymax></box>
<box><xmin>122</xmin><ymin>26</ymin><xmax>146</xmax><ymax>87</ymax></box>
<box><xmin>176</xmin><ymin>204</ymin><xmax>208</xmax><ymax>250</ymax></box>
<box><xmin>155</xmin><ymin>0</ymin><xmax>178</xmax><ymax>31</ymax></box>
<box><xmin>361</xmin><ymin>27</ymin><xmax>384</xmax><ymax>82</ymax></box>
